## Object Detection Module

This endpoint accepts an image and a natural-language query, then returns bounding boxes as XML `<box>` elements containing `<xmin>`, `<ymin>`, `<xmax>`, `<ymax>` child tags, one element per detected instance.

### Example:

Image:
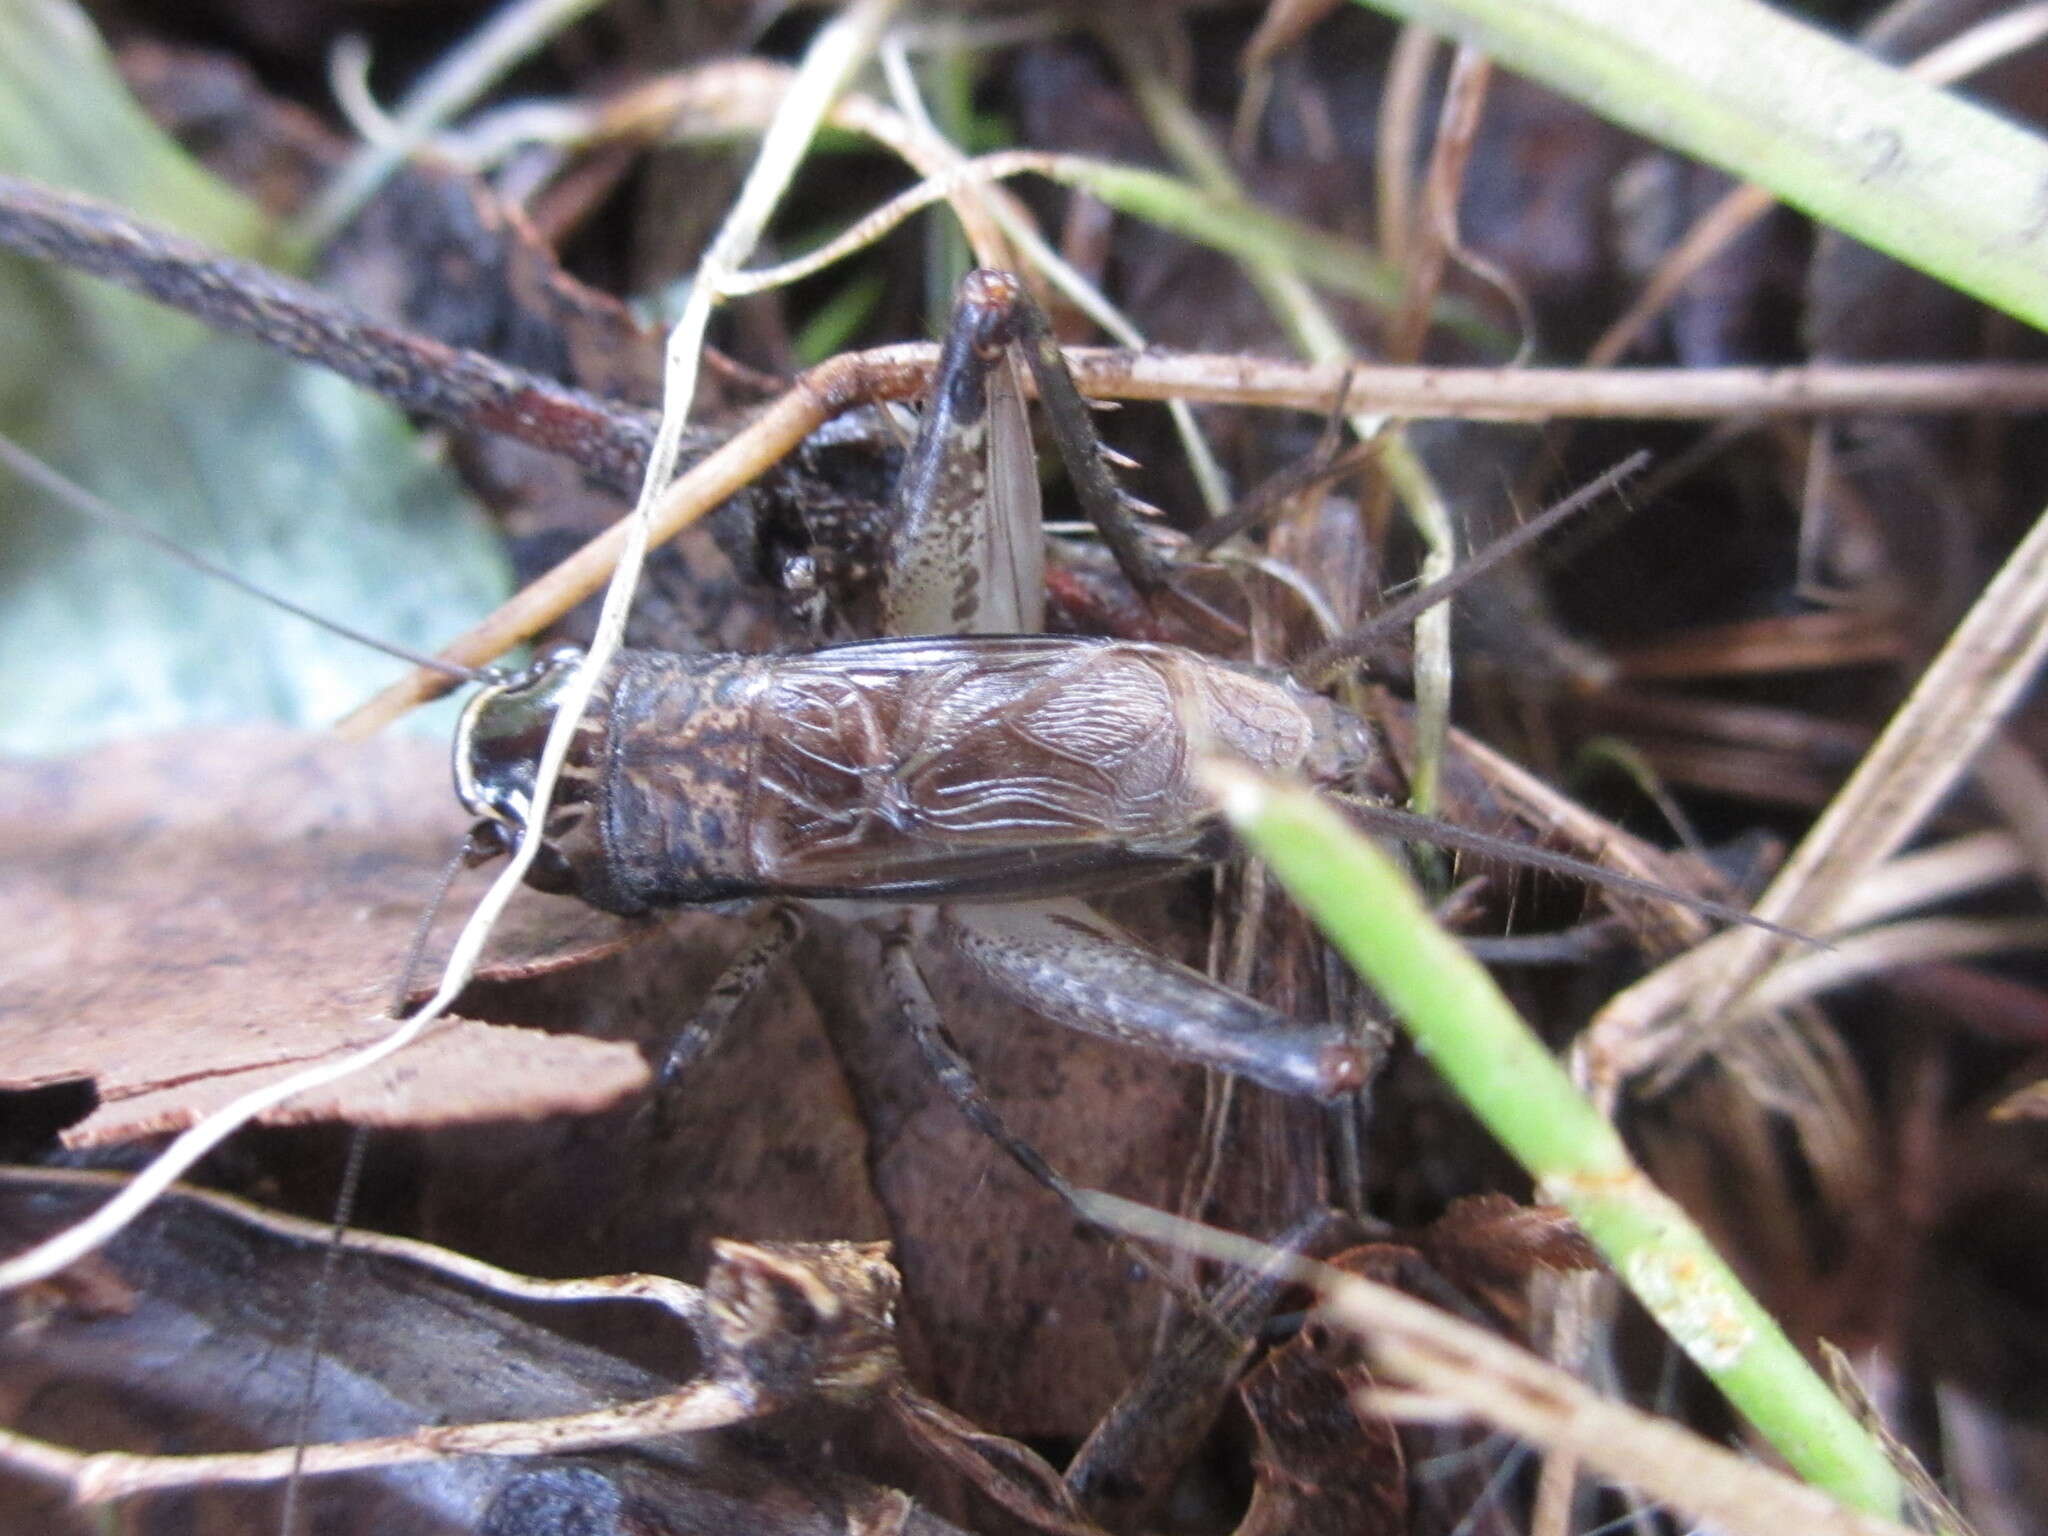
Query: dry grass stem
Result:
<box><xmin>1662</xmin><ymin>501</ymin><xmax>2048</xmax><ymax>1070</ymax></box>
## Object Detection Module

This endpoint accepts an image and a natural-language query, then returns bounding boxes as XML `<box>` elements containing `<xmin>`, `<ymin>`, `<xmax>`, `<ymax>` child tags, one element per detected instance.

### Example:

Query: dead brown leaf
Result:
<box><xmin>1237</xmin><ymin>1323</ymin><xmax>1407</xmax><ymax>1536</ymax></box>
<box><xmin>1417</xmin><ymin>1193</ymin><xmax>1601</xmax><ymax>1323</ymax></box>
<box><xmin>0</xmin><ymin>729</ymin><xmax>648</xmax><ymax>1146</ymax></box>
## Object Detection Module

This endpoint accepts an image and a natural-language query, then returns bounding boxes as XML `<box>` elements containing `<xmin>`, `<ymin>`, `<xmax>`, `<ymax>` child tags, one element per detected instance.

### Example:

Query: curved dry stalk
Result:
<box><xmin>0</xmin><ymin>1167</ymin><xmax>706</xmax><ymax>1320</ymax></box>
<box><xmin>1383</xmin><ymin>42</ymin><xmax>1495</xmax><ymax>364</ymax></box>
<box><xmin>1375</xmin><ymin>23</ymin><xmax>1442</xmax><ymax>265</ymax></box>
<box><xmin>294</xmin><ymin>0</ymin><xmax>609</xmax><ymax>247</ymax></box>
<box><xmin>575</xmin><ymin>58</ymin><xmax>1025</xmax><ymax>274</ymax></box>
<box><xmin>2</xmin><ymin>1383</ymin><xmax>759</xmax><ymax>1505</ymax></box>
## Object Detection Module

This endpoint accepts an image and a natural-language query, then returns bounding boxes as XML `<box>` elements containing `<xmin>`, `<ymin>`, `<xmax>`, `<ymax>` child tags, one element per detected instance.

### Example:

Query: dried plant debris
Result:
<box><xmin>1236</xmin><ymin>1322</ymin><xmax>1410</xmax><ymax>1536</ymax></box>
<box><xmin>0</xmin><ymin>732</ymin><xmax>646</xmax><ymax>1145</ymax></box>
<box><xmin>0</xmin><ymin>1171</ymin><xmax>968</xmax><ymax>1536</ymax></box>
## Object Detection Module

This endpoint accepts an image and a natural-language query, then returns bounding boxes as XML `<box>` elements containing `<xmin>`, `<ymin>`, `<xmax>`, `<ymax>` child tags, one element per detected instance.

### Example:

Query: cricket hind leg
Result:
<box><xmin>877</xmin><ymin>269</ymin><xmax>1045</xmax><ymax>637</ymax></box>
<box><xmin>940</xmin><ymin>900</ymin><xmax>1385</xmax><ymax>1100</ymax></box>
<box><xmin>878</xmin><ymin>923</ymin><xmax>1083</xmax><ymax>1210</ymax></box>
<box><xmin>880</xmin><ymin>920</ymin><xmax>1229</xmax><ymax>1321</ymax></box>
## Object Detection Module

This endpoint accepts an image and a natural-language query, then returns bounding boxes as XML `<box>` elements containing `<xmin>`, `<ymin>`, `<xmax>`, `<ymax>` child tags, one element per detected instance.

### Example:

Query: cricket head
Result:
<box><xmin>452</xmin><ymin>645</ymin><xmax>600</xmax><ymax>892</ymax></box>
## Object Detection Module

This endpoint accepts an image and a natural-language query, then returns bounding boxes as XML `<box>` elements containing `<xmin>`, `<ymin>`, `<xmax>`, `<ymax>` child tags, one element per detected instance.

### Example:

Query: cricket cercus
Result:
<box><xmin>455</xmin><ymin>270</ymin><xmax>1383</xmax><ymax>1132</ymax></box>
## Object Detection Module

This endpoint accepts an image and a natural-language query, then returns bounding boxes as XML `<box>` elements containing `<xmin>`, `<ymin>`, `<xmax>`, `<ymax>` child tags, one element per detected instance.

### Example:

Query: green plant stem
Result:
<box><xmin>1345</xmin><ymin>0</ymin><xmax>2048</xmax><ymax>331</ymax></box>
<box><xmin>1207</xmin><ymin>763</ymin><xmax>1902</xmax><ymax>1517</ymax></box>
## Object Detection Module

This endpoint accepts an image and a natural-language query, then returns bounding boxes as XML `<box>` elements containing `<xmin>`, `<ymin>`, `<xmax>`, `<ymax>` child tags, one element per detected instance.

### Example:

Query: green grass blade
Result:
<box><xmin>1207</xmin><ymin>762</ymin><xmax>1902</xmax><ymax>1516</ymax></box>
<box><xmin>1347</xmin><ymin>0</ymin><xmax>2048</xmax><ymax>331</ymax></box>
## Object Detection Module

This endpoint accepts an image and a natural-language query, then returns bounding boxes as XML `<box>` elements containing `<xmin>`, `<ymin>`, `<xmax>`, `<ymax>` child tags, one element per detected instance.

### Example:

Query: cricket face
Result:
<box><xmin>452</xmin><ymin>645</ymin><xmax>590</xmax><ymax>854</ymax></box>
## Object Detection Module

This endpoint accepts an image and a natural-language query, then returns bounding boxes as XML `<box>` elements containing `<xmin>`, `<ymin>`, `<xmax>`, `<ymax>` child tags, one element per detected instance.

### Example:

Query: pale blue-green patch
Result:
<box><xmin>0</xmin><ymin>0</ymin><xmax>511</xmax><ymax>751</ymax></box>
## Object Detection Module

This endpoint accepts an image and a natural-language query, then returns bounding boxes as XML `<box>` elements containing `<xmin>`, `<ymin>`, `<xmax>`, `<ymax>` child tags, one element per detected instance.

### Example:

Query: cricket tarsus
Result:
<box><xmin>0</xmin><ymin>431</ymin><xmax>489</xmax><ymax>686</ymax></box>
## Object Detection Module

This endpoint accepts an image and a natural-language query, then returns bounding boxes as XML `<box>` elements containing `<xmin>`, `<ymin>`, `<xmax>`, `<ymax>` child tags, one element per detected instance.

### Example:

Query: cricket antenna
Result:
<box><xmin>278</xmin><ymin>836</ymin><xmax>471</xmax><ymax>1536</ymax></box>
<box><xmin>1296</xmin><ymin>449</ymin><xmax>1652</xmax><ymax>687</ymax></box>
<box><xmin>0</xmin><ymin>432</ymin><xmax>488</xmax><ymax>686</ymax></box>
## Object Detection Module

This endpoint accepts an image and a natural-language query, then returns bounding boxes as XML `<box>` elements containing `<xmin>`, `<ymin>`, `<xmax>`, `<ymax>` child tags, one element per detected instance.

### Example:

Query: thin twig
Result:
<box><xmin>0</xmin><ymin>172</ymin><xmax>659</xmax><ymax>492</ymax></box>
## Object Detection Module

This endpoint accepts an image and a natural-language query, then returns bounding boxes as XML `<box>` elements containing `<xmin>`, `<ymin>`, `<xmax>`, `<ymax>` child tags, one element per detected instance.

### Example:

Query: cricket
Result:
<box><xmin>10</xmin><ymin>5</ymin><xmax>2036</xmax><ymax>1532</ymax></box>
<box><xmin>1</xmin><ymin>253</ymin><xmax>1727</xmax><ymax>1219</ymax></box>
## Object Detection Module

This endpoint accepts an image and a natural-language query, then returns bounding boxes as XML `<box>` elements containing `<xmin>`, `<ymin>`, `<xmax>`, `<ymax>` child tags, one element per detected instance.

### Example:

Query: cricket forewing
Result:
<box><xmin>456</xmin><ymin>634</ymin><xmax>1374</xmax><ymax>915</ymax></box>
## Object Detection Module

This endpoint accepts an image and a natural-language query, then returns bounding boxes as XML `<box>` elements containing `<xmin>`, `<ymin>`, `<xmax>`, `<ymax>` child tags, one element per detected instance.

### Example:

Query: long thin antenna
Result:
<box><xmin>1297</xmin><ymin>450</ymin><xmax>1652</xmax><ymax>686</ymax></box>
<box><xmin>278</xmin><ymin>838</ymin><xmax>470</xmax><ymax>1536</ymax></box>
<box><xmin>1330</xmin><ymin>792</ymin><xmax>1817</xmax><ymax>945</ymax></box>
<box><xmin>0</xmin><ymin>432</ymin><xmax>487</xmax><ymax>685</ymax></box>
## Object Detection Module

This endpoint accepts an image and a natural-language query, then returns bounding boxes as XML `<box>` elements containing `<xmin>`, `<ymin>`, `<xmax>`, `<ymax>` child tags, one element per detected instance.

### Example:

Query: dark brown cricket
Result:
<box><xmin>454</xmin><ymin>634</ymin><xmax>1374</xmax><ymax>918</ymax></box>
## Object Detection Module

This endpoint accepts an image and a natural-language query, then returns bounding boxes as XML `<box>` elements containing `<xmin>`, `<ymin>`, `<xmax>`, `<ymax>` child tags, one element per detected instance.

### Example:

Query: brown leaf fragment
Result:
<box><xmin>1417</xmin><ymin>1194</ymin><xmax>1602</xmax><ymax>1319</ymax></box>
<box><xmin>83</xmin><ymin>1018</ymin><xmax>648</xmax><ymax>1143</ymax></box>
<box><xmin>1236</xmin><ymin>1325</ymin><xmax>1407</xmax><ymax>1536</ymax></box>
<box><xmin>0</xmin><ymin>730</ymin><xmax>647</xmax><ymax>1146</ymax></box>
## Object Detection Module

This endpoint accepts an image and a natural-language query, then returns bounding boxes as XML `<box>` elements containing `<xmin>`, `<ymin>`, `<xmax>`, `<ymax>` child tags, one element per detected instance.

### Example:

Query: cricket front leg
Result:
<box><xmin>939</xmin><ymin>900</ymin><xmax>1384</xmax><ymax>1099</ymax></box>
